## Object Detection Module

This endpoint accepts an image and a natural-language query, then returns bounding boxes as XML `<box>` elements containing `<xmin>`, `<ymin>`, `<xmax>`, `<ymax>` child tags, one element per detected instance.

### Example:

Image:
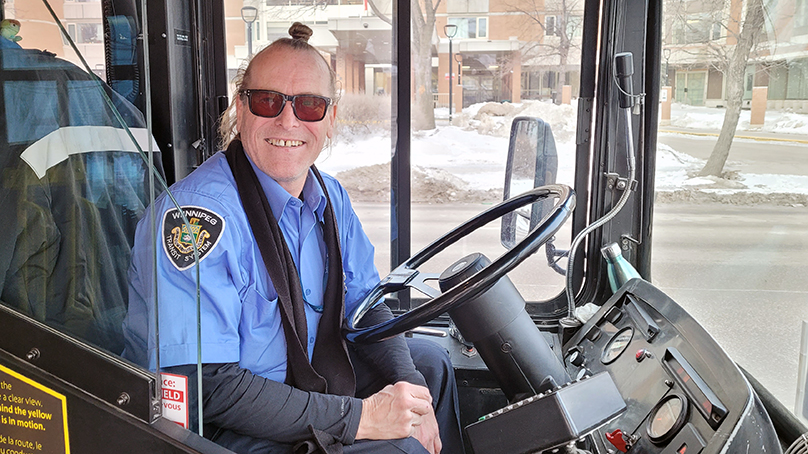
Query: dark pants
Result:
<box><xmin>213</xmin><ymin>338</ymin><xmax>464</xmax><ymax>454</ymax></box>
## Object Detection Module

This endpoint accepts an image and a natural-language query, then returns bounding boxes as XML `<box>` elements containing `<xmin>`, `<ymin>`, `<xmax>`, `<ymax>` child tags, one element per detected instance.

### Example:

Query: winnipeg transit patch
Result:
<box><xmin>162</xmin><ymin>206</ymin><xmax>225</xmax><ymax>271</ymax></box>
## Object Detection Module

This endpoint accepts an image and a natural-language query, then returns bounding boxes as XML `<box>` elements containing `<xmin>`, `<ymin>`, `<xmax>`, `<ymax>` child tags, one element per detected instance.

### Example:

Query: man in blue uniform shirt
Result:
<box><xmin>123</xmin><ymin>23</ymin><xmax>462</xmax><ymax>454</ymax></box>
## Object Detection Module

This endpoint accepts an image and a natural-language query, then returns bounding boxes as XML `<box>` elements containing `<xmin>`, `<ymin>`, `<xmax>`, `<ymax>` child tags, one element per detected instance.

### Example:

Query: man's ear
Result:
<box><xmin>326</xmin><ymin>104</ymin><xmax>338</xmax><ymax>139</ymax></box>
<box><xmin>235</xmin><ymin>94</ymin><xmax>247</xmax><ymax>129</ymax></box>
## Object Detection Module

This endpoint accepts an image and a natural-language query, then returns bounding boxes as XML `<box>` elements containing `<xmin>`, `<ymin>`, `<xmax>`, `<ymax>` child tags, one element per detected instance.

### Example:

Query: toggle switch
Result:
<box><xmin>605</xmin><ymin>429</ymin><xmax>630</xmax><ymax>453</ymax></box>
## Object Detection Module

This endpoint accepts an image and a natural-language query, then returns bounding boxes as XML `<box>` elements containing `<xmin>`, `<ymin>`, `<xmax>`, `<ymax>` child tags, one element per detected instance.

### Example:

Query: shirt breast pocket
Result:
<box><xmin>241</xmin><ymin>286</ymin><xmax>282</xmax><ymax>331</ymax></box>
<box><xmin>239</xmin><ymin>287</ymin><xmax>287</xmax><ymax>378</ymax></box>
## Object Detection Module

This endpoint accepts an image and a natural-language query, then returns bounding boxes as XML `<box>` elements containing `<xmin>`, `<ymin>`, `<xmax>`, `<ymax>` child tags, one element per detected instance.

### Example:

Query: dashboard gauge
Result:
<box><xmin>647</xmin><ymin>393</ymin><xmax>689</xmax><ymax>444</ymax></box>
<box><xmin>601</xmin><ymin>327</ymin><xmax>633</xmax><ymax>364</ymax></box>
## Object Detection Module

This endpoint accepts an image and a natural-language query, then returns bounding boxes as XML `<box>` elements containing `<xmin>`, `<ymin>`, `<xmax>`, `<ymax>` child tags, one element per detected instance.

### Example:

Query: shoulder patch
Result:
<box><xmin>162</xmin><ymin>206</ymin><xmax>225</xmax><ymax>271</ymax></box>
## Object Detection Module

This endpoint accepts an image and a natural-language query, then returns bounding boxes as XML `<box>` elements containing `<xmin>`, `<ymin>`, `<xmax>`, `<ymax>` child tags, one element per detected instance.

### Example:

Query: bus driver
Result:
<box><xmin>122</xmin><ymin>23</ymin><xmax>463</xmax><ymax>454</ymax></box>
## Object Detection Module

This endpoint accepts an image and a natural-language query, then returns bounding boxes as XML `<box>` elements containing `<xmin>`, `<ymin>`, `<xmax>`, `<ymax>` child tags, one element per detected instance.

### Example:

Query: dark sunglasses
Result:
<box><xmin>239</xmin><ymin>89</ymin><xmax>333</xmax><ymax>122</ymax></box>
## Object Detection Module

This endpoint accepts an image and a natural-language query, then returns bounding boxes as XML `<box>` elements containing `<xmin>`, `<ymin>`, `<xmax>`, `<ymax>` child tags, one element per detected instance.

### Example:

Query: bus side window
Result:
<box><xmin>0</xmin><ymin>42</ymin><xmax>162</xmax><ymax>355</ymax></box>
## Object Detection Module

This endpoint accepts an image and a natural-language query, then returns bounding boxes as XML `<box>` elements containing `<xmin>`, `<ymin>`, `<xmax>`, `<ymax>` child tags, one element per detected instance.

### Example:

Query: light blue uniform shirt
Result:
<box><xmin>123</xmin><ymin>152</ymin><xmax>381</xmax><ymax>383</ymax></box>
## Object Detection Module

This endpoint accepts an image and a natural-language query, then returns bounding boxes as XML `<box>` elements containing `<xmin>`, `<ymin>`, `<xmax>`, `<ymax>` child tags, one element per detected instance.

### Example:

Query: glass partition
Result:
<box><xmin>1</xmin><ymin>0</ymin><xmax>204</xmax><ymax>433</ymax></box>
<box><xmin>409</xmin><ymin>0</ymin><xmax>581</xmax><ymax>302</ymax></box>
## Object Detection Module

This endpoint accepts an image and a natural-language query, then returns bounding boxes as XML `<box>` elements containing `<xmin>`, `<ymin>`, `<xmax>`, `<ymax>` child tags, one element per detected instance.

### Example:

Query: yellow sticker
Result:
<box><xmin>0</xmin><ymin>364</ymin><xmax>70</xmax><ymax>454</ymax></box>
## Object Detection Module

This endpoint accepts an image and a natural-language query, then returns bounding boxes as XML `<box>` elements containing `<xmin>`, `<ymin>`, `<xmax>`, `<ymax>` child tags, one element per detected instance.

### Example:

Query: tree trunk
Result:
<box><xmin>411</xmin><ymin>0</ymin><xmax>437</xmax><ymax>131</ymax></box>
<box><xmin>556</xmin><ymin>1</ymin><xmax>570</xmax><ymax>88</ymax></box>
<box><xmin>699</xmin><ymin>0</ymin><xmax>766</xmax><ymax>177</ymax></box>
<box><xmin>412</xmin><ymin>33</ymin><xmax>436</xmax><ymax>130</ymax></box>
<box><xmin>367</xmin><ymin>0</ymin><xmax>437</xmax><ymax>130</ymax></box>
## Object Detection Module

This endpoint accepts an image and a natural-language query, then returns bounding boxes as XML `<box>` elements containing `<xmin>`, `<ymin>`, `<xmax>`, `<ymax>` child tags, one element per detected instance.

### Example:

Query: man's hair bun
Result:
<box><xmin>289</xmin><ymin>22</ymin><xmax>313</xmax><ymax>42</ymax></box>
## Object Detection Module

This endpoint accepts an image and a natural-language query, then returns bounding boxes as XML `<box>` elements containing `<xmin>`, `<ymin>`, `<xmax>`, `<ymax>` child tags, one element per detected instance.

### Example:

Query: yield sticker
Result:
<box><xmin>160</xmin><ymin>373</ymin><xmax>189</xmax><ymax>429</ymax></box>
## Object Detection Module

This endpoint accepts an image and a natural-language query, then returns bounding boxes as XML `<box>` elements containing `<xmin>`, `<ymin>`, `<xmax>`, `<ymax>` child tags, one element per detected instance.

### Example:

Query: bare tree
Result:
<box><xmin>697</xmin><ymin>0</ymin><xmax>767</xmax><ymax>176</ymax></box>
<box><xmin>299</xmin><ymin>0</ymin><xmax>439</xmax><ymax>131</ymax></box>
<box><xmin>506</xmin><ymin>0</ymin><xmax>583</xmax><ymax>93</ymax></box>
<box><xmin>664</xmin><ymin>0</ymin><xmax>769</xmax><ymax>177</ymax></box>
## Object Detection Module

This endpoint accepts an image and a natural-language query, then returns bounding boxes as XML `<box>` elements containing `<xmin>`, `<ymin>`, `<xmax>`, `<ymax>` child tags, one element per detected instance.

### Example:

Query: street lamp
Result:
<box><xmin>444</xmin><ymin>23</ymin><xmax>458</xmax><ymax>121</ymax></box>
<box><xmin>241</xmin><ymin>6</ymin><xmax>258</xmax><ymax>59</ymax></box>
<box><xmin>662</xmin><ymin>47</ymin><xmax>671</xmax><ymax>86</ymax></box>
<box><xmin>455</xmin><ymin>54</ymin><xmax>462</xmax><ymax>87</ymax></box>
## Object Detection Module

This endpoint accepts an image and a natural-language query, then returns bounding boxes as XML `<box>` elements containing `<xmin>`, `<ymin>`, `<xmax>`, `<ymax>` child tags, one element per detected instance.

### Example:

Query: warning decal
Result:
<box><xmin>160</xmin><ymin>373</ymin><xmax>189</xmax><ymax>429</ymax></box>
<box><xmin>0</xmin><ymin>364</ymin><xmax>70</xmax><ymax>454</ymax></box>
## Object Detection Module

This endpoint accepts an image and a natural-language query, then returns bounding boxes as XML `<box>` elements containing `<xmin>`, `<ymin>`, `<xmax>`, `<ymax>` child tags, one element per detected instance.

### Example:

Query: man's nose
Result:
<box><xmin>277</xmin><ymin>100</ymin><xmax>299</xmax><ymax>128</ymax></box>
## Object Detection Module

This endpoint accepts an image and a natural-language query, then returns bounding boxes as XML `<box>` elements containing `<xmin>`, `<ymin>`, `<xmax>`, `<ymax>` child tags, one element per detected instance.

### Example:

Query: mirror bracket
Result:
<box><xmin>605</xmin><ymin>172</ymin><xmax>629</xmax><ymax>191</ymax></box>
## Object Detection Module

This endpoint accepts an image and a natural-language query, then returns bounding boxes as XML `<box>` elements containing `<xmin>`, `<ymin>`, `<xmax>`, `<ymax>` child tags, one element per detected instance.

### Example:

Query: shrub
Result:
<box><xmin>333</xmin><ymin>93</ymin><xmax>392</xmax><ymax>143</ymax></box>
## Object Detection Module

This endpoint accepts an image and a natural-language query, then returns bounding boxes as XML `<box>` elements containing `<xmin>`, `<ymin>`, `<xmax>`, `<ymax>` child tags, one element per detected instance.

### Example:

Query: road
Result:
<box><xmin>353</xmin><ymin>200</ymin><xmax>808</xmax><ymax>414</ymax></box>
<box><xmin>652</xmin><ymin>202</ymin><xmax>808</xmax><ymax>415</ymax></box>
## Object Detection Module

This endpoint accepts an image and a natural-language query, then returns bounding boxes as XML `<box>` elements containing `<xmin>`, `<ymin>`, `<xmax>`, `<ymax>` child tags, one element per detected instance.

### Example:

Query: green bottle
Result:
<box><xmin>601</xmin><ymin>242</ymin><xmax>641</xmax><ymax>292</ymax></box>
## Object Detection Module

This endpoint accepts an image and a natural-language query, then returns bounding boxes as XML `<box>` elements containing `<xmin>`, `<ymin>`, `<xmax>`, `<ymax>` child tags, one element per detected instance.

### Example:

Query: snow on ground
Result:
<box><xmin>316</xmin><ymin>101</ymin><xmax>808</xmax><ymax>204</ymax></box>
<box><xmin>669</xmin><ymin>103</ymin><xmax>808</xmax><ymax>135</ymax></box>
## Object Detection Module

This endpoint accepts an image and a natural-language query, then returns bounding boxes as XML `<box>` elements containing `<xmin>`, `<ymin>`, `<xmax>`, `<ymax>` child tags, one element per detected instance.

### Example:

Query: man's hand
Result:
<box><xmin>356</xmin><ymin>382</ymin><xmax>442</xmax><ymax>453</ymax></box>
<box><xmin>412</xmin><ymin>401</ymin><xmax>441</xmax><ymax>454</ymax></box>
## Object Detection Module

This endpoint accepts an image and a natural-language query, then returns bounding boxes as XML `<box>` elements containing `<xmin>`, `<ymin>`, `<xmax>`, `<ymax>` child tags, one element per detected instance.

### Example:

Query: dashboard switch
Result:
<box><xmin>605</xmin><ymin>429</ymin><xmax>630</xmax><ymax>452</ymax></box>
<box><xmin>636</xmin><ymin>348</ymin><xmax>652</xmax><ymax>362</ymax></box>
<box><xmin>567</xmin><ymin>348</ymin><xmax>585</xmax><ymax>367</ymax></box>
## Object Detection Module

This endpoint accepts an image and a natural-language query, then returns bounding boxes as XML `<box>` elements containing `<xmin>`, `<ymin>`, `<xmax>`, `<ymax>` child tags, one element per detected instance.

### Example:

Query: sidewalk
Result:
<box><xmin>658</xmin><ymin>126</ymin><xmax>808</xmax><ymax>144</ymax></box>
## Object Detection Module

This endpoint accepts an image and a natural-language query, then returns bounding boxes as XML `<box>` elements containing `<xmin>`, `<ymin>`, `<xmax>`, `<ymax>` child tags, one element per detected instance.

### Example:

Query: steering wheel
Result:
<box><xmin>345</xmin><ymin>184</ymin><xmax>575</xmax><ymax>344</ymax></box>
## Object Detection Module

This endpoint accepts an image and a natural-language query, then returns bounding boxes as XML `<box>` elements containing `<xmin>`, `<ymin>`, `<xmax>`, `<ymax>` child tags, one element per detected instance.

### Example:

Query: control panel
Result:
<box><xmin>561</xmin><ymin>279</ymin><xmax>774</xmax><ymax>454</ymax></box>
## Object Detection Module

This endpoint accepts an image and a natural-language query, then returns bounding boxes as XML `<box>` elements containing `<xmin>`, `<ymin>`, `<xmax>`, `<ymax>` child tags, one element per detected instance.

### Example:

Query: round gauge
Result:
<box><xmin>601</xmin><ymin>327</ymin><xmax>633</xmax><ymax>364</ymax></box>
<box><xmin>647</xmin><ymin>394</ymin><xmax>689</xmax><ymax>444</ymax></box>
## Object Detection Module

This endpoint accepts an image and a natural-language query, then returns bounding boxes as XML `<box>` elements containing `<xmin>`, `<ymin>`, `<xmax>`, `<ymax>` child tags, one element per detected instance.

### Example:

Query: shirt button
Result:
<box><xmin>309</xmin><ymin>336</ymin><xmax>315</xmax><ymax>344</ymax></box>
<box><xmin>305</xmin><ymin>289</ymin><xmax>311</xmax><ymax>296</ymax></box>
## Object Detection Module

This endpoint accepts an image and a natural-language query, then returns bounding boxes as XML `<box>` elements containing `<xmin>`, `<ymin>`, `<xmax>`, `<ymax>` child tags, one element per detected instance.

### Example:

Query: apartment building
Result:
<box><xmin>227</xmin><ymin>0</ymin><xmax>583</xmax><ymax>111</ymax></box>
<box><xmin>6</xmin><ymin>0</ymin><xmax>583</xmax><ymax>112</ymax></box>
<box><xmin>663</xmin><ymin>0</ymin><xmax>808</xmax><ymax>111</ymax></box>
<box><xmin>435</xmin><ymin>0</ymin><xmax>583</xmax><ymax>108</ymax></box>
<box><xmin>2</xmin><ymin>0</ymin><xmax>104</xmax><ymax>75</ymax></box>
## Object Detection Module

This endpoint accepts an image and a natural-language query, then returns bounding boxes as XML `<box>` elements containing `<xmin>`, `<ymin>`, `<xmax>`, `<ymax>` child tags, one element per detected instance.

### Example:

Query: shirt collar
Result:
<box><xmin>246</xmin><ymin>155</ymin><xmax>327</xmax><ymax>222</ymax></box>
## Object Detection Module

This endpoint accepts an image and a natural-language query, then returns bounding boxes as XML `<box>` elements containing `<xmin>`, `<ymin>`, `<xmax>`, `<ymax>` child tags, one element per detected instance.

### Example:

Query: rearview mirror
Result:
<box><xmin>501</xmin><ymin>117</ymin><xmax>559</xmax><ymax>249</ymax></box>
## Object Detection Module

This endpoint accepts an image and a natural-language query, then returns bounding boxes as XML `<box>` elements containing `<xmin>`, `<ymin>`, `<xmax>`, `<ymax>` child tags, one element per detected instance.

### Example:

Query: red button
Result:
<box><xmin>605</xmin><ymin>429</ymin><xmax>629</xmax><ymax>453</ymax></box>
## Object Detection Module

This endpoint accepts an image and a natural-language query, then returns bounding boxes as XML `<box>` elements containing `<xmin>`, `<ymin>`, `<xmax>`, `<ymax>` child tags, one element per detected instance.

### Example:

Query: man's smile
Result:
<box><xmin>267</xmin><ymin>138</ymin><xmax>305</xmax><ymax>147</ymax></box>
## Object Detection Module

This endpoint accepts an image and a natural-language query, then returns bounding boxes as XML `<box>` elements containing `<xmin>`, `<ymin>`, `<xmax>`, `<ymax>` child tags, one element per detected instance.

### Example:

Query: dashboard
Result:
<box><xmin>560</xmin><ymin>279</ymin><xmax>779</xmax><ymax>454</ymax></box>
<box><xmin>423</xmin><ymin>279</ymin><xmax>782</xmax><ymax>454</ymax></box>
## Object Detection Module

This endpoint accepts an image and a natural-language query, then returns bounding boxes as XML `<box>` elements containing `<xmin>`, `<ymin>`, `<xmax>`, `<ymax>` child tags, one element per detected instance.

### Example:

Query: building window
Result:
<box><xmin>796</xmin><ymin>0</ymin><xmax>808</xmax><ymax>34</ymax></box>
<box><xmin>62</xmin><ymin>23</ymin><xmax>77</xmax><ymax>45</ymax></box>
<box><xmin>448</xmin><ymin>17</ymin><xmax>488</xmax><ymax>39</ymax></box>
<box><xmin>568</xmin><ymin>16</ymin><xmax>583</xmax><ymax>38</ymax></box>
<box><xmin>447</xmin><ymin>0</ymin><xmax>489</xmax><ymax>14</ymax></box>
<box><xmin>521</xmin><ymin>69</ymin><xmax>559</xmax><ymax>100</ymax></box>
<box><xmin>671</xmin><ymin>15</ymin><xmax>712</xmax><ymax>44</ymax></box>
<box><xmin>545</xmin><ymin>16</ymin><xmax>556</xmax><ymax>36</ymax></box>
<box><xmin>711</xmin><ymin>22</ymin><xmax>722</xmax><ymax>40</ymax></box>
<box><xmin>78</xmin><ymin>23</ymin><xmax>103</xmax><ymax>43</ymax></box>
<box><xmin>61</xmin><ymin>23</ymin><xmax>102</xmax><ymax>44</ymax></box>
<box><xmin>545</xmin><ymin>15</ymin><xmax>583</xmax><ymax>39</ymax></box>
<box><xmin>786</xmin><ymin>59</ymin><xmax>808</xmax><ymax>99</ymax></box>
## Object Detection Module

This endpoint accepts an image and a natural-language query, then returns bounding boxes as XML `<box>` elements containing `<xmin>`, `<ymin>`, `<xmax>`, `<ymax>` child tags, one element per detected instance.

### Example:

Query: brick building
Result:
<box><xmin>663</xmin><ymin>0</ymin><xmax>808</xmax><ymax>112</ymax></box>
